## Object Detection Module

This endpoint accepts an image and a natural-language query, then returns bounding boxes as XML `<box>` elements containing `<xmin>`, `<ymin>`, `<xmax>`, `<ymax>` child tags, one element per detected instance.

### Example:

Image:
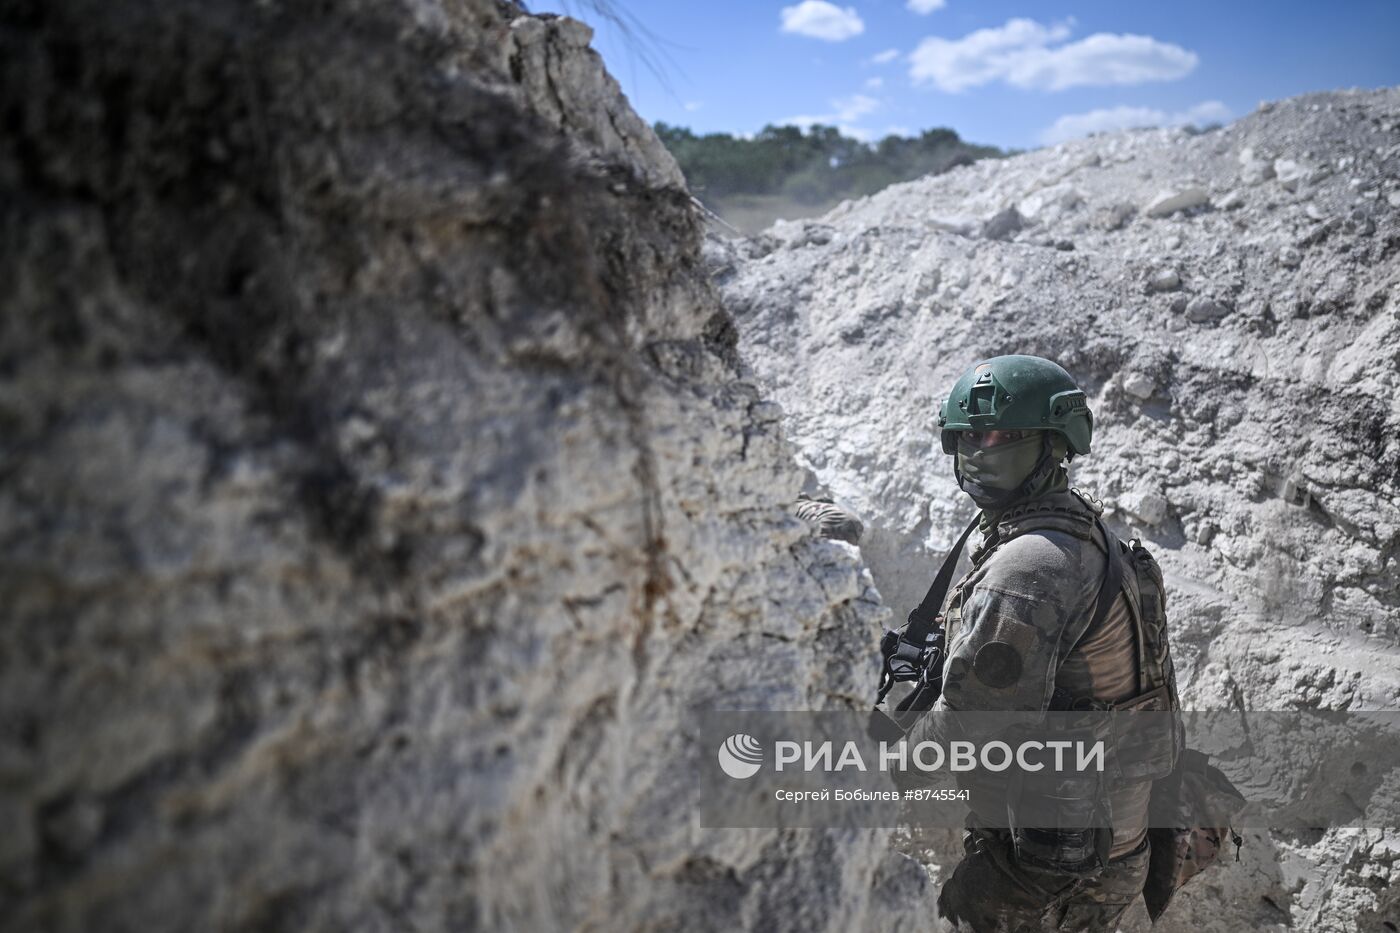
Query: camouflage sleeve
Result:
<box><xmin>791</xmin><ymin>495</ymin><xmax>864</xmax><ymax>544</ymax></box>
<box><xmin>908</xmin><ymin>530</ymin><xmax>1099</xmax><ymax>746</ymax></box>
<box><xmin>940</xmin><ymin>583</ymin><xmax>1070</xmax><ymax>713</ymax></box>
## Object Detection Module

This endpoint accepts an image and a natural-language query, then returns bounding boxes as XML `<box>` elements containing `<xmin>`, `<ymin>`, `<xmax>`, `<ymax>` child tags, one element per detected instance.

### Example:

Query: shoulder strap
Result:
<box><xmin>1094</xmin><ymin>519</ymin><xmax>1150</xmax><ymax>695</ymax></box>
<box><xmin>1050</xmin><ymin>516</ymin><xmax>1126</xmax><ymax>711</ymax></box>
<box><xmin>903</xmin><ymin>515</ymin><xmax>980</xmax><ymax>646</ymax></box>
<box><xmin>1088</xmin><ymin>516</ymin><xmax>1124</xmax><ymax>636</ymax></box>
<box><xmin>1116</xmin><ymin>546</ymin><xmax>1153</xmax><ymax>697</ymax></box>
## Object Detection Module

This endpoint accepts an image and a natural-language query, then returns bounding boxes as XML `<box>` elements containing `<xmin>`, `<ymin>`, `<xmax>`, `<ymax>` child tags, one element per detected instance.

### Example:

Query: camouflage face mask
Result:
<box><xmin>956</xmin><ymin>433</ymin><xmax>1044</xmax><ymax>492</ymax></box>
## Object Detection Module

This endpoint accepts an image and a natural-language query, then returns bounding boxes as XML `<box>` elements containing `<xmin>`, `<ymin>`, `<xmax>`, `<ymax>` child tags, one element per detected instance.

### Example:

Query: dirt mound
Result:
<box><xmin>715</xmin><ymin>88</ymin><xmax>1400</xmax><ymax>930</ymax></box>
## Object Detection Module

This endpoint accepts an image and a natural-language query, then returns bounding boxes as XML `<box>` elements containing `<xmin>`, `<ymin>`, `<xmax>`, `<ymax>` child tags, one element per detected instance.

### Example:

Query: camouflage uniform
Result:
<box><xmin>910</xmin><ymin>487</ymin><xmax>1154</xmax><ymax>933</ymax></box>
<box><xmin>937</xmin><ymin>823</ymin><xmax>1150</xmax><ymax>933</ymax></box>
<box><xmin>886</xmin><ymin>354</ymin><xmax>1178</xmax><ymax>930</ymax></box>
<box><xmin>792</xmin><ymin>493</ymin><xmax>864</xmax><ymax>544</ymax></box>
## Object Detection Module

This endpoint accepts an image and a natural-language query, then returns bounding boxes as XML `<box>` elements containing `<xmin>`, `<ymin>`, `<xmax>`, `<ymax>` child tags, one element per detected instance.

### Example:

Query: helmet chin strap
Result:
<box><xmin>955</xmin><ymin>432</ymin><xmax>1061</xmax><ymax>511</ymax></box>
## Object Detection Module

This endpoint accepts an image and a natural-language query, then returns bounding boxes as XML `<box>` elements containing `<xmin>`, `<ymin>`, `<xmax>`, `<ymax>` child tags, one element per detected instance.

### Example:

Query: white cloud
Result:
<box><xmin>780</xmin><ymin>1</ymin><xmax>865</xmax><ymax>42</ymax></box>
<box><xmin>909</xmin><ymin>18</ymin><xmax>1197</xmax><ymax>92</ymax></box>
<box><xmin>909</xmin><ymin>19</ymin><xmax>1070</xmax><ymax>92</ymax></box>
<box><xmin>780</xmin><ymin>94</ymin><xmax>882</xmax><ymax>138</ymax></box>
<box><xmin>871</xmin><ymin>48</ymin><xmax>901</xmax><ymax>64</ymax></box>
<box><xmin>907</xmin><ymin>0</ymin><xmax>946</xmax><ymax>13</ymax></box>
<box><xmin>683</xmin><ymin>101</ymin><xmax>703</xmax><ymax>113</ymax></box>
<box><xmin>864</xmin><ymin>76</ymin><xmax>884</xmax><ymax>89</ymax></box>
<box><xmin>832</xmin><ymin>94</ymin><xmax>880</xmax><ymax>121</ymax></box>
<box><xmin>1039</xmin><ymin>100</ymin><xmax>1231</xmax><ymax>144</ymax></box>
<box><xmin>884</xmin><ymin>124</ymin><xmax>914</xmax><ymax>137</ymax></box>
<box><xmin>1013</xmin><ymin>33</ymin><xmax>1199</xmax><ymax>91</ymax></box>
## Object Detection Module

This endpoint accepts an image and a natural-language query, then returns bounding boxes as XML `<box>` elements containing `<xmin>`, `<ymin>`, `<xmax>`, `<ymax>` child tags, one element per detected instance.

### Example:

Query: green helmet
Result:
<box><xmin>938</xmin><ymin>355</ymin><xmax>1092</xmax><ymax>456</ymax></box>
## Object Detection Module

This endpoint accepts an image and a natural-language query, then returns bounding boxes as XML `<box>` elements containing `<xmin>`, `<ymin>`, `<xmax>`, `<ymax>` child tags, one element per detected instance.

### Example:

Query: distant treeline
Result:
<box><xmin>654</xmin><ymin>123</ymin><xmax>1007</xmax><ymax>205</ymax></box>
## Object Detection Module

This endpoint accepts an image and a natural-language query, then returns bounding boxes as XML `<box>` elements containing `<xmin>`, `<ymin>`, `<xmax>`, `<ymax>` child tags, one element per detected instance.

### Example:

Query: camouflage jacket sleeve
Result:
<box><xmin>908</xmin><ymin>528</ymin><xmax>1102</xmax><ymax>746</ymax></box>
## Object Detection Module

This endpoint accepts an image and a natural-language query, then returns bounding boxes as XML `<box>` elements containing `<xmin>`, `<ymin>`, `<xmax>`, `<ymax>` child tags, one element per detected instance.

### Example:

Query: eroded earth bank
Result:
<box><xmin>2</xmin><ymin>0</ymin><xmax>1399</xmax><ymax>930</ymax></box>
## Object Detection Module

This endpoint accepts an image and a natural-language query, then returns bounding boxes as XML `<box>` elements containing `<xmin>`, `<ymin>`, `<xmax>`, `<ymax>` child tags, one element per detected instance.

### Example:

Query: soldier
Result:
<box><xmin>906</xmin><ymin>355</ymin><xmax>1180</xmax><ymax>932</ymax></box>
<box><xmin>792</xmin><ymin>492</ymin><xmax>865</xmax><ymax>545</ymax></box>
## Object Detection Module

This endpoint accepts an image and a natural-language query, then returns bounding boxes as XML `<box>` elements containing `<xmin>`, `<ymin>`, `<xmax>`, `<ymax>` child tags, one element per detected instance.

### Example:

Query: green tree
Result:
<box><xmin>655</xmin><ymin>122</ymin><xmax>1004</xmax><ymax>205</ymax></box>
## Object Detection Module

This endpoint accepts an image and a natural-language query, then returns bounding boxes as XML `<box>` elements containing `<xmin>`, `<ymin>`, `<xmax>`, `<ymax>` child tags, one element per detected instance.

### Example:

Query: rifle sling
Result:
<box><xmin>904</xmin><ymin>515</ymin><xmax>981</xmax><ymax>646</ymax></box>
<box><xmin>896</xmin><ymin>512</ymin><xmax>985</xmax><ymax>650</ymax></box>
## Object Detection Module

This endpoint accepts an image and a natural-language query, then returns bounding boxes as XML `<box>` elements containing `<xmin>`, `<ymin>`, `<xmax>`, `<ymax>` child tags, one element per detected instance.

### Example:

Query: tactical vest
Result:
<box><xmin>942</xmin><ymin>489</ymin><xmax>1183</xmax><ymax>873</ymax></box>
<box><xmin>948</xmin><ymin>489</ymin><xmax>1181</xmax><ymax>725</ymax></box>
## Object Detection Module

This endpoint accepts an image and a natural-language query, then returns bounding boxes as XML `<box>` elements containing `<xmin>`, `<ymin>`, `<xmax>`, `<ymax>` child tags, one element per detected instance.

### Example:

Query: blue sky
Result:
<box><xmin>528</xmin><ymin>0</ymin><xmax>1400</xmax><ymax>149</ymax></box>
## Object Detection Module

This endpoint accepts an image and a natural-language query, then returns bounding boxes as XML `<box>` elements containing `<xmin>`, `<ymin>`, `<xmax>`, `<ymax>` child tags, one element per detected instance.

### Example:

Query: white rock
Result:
<box><xmin>1019</xmin><ymin>183</ymin><xmax>1083</xmax><ymax>220</ymax></box>
<box><xmin>1275</xmin><ymin>158</ymin><xmax>1309</xmax><ymax>191</ymax></box>
<box><xmin>1145</xmin><ymin>187</ymin><xmax>1210</xmax><ymax>217</ymax></box>
<box><xmin>1123</xmin><ymin>372</ymin><xmax>1156</xmax><ymax>399</ymax></box>
<box><xmin>1121</xmin><ymin>488</ymin><xmax>1170</xmax><ymax>525</ymax></box>
<box><xmin>1148</xmin><ymin>269</ymin><xmax>1181</xmax><ymax>292</ymax></box>
<box><xmin>1240</xmin><ymin>159</ymin><xmax>1275</xmax><ymax>185</ymax></box>
<box><xmin>1185</xmin><ymin>296</ymin><xmax>1230</xmax><ymax>322</ymax></box>
<box><xmin>926</xmin><ymin>215</ymin><xmax>976</xmax><ymax>236</ymax></box>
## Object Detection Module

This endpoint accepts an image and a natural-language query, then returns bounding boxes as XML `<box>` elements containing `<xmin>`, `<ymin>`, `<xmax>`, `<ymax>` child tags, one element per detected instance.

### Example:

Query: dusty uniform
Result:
<box><xmin>910</xmin><ymin>489</ymin><xmax>1153</xmax><ymax>932</ymax></box>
